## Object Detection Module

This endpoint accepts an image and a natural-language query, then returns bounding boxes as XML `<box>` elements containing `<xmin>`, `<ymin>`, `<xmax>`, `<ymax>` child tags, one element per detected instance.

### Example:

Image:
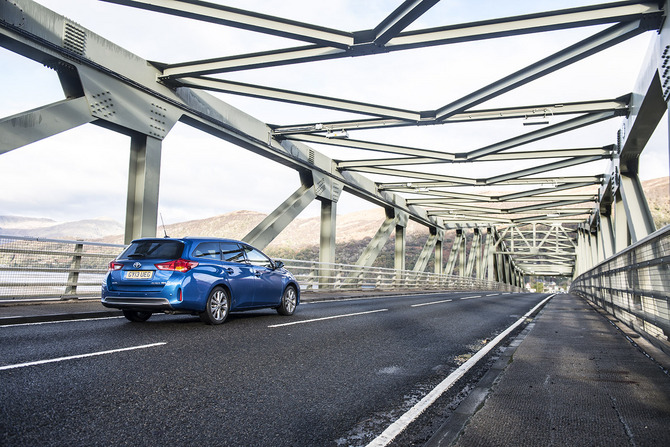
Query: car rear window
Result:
<box><xmin>120</xmin><ymin>240</ymin><xmax>185</xmax><ymax>260</ymax></box>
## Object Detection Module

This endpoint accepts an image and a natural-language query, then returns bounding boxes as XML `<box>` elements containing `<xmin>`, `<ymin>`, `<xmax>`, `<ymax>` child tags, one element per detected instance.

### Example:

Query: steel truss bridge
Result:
<box><xmin>1</xmin><ymin>0</ymin><xmax>668</xmax><ymax>289</ymax></box>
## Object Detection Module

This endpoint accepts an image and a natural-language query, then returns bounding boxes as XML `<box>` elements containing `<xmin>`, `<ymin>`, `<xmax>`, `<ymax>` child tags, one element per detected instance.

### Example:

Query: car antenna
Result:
<box><xmin>160</xmin><ymin>213</ymin><xmax>169</xmax><ymax>238</ymax></box>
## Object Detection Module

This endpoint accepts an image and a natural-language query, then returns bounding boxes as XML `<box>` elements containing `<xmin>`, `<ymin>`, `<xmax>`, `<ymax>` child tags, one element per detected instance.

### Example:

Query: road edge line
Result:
<box><xmin>365</xmin><ymin>294</ymin><xmax>556</xmax><ymax>447</ymax></box>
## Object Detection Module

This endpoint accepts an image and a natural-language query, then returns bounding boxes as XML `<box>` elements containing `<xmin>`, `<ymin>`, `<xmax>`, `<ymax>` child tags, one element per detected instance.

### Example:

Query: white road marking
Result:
<box><xmin>306</xmin><ymin>291</ymin><xmax>450</xmax><ymax>304</ymax></box>
<box><xmin>366</xmin><ymin>294</ymin><xmax>555</xmax><ymax>447</ymax></box>
<box><xmin>268</xmin><ymin>309</ymin><xmax>388</xmax><ymax>328</ymax></box>
<box><xmin>0</xmin><ymin>342</ymin><xmax>167</xmax><ymax>371</ymax></box>
<box><xmin>0</xmin><ymin>316</ymin><xmax>124</xmax><ymax>328</ymax></box>
<box><xmin>411</xmin><ymin>299</ymin><xmax>453</xmax><ymax>308</ymax></box>
<box><xmin>459</xmin><ymin>296</ymin><xmax>479</xmax><ymax>300</ymax></box>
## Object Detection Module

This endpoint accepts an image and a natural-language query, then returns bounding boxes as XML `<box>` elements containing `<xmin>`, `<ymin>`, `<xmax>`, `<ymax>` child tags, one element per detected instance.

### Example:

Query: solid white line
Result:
<box><xmin>268</xmin><ymin>309</ymin><xmax>388</xmax><ymax>328</ymax></box>
<box><xmin>411</xmin><ymin>299</ymin><xmax>453</xmax><ymax>308</ymax></box>
<box><xmin>0</xmin><ymin>316</ymin><xmax>124</xmax><ymax>329</ymax></box>
<box><xmin>0</xmin><ymin>342</ymin><xmax>167</xmax><ymax>371</ymax></box>
<box><xmin>366</xmin><ymin>294</ymin><xmax>555</xmax><ymax>447</ymax></box>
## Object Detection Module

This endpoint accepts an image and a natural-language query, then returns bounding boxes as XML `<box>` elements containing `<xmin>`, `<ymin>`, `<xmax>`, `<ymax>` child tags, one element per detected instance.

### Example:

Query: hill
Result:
<box><xmin>642</xmin><ymin>177</ymin><xmax>670</xmax><ymax>228</ymax></box>
<box><xmin>0</xmin><ymin>216</ymin><xmax>123</xmax><ymax>240</ymax></box>
<box><xmin>1</xmin><ymin>177</ymin><xmax>667</xmax><ymax>264</ymax></box>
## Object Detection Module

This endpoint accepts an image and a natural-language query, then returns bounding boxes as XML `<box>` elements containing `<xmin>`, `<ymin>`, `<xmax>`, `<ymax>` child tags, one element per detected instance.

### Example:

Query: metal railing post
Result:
<box><xmin>64</xmin><ymin>242</ymin><xmax>84</xmax><ymax>299</ymax></box>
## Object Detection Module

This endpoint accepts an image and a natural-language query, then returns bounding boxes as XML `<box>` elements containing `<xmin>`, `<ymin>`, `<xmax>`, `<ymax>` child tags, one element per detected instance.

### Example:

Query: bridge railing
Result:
<box><xmin>570</xmin><ymin>225</ymin><xmax>670</xmax><ymax>347</ymax></box>
<box><xmin>0</xmin><ymin>235</ymin><xmax>520</xmax><ymax>302</ymax></box>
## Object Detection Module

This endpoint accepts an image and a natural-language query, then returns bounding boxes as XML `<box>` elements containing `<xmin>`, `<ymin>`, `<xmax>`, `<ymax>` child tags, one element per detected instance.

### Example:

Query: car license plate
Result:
<box><xmin>125</xmin><ymin>271</ymin><xmax>153</xmax><ymax>280</ymax></box>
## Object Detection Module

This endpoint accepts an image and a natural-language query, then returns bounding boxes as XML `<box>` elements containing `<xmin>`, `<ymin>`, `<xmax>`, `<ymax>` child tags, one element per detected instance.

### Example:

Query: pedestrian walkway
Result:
<box><xmin>432</xmin><ymin>293</ymin><xmax>670</xmax><ymax>446</ymax></box>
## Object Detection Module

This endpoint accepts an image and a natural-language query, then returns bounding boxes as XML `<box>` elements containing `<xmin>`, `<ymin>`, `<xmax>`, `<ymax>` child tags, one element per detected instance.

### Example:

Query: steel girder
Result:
<box><xmin>110</xmin><ymin>1</ymin><xmax>663</xmax><ymax>76</ymax></box>
<box><xmin>0</xmin><ymin>98</ymin><xmax>95</xmax><ymax>154</ymax></box>
<box><xmin>2</xmin><ymin>0</ymin><xmax>668</xmax><ymax>281</ymax></box>
<box><xmin>242</xmin><ymin>182</ymin><xmax>318</xmax><ymax>250</ymax></box>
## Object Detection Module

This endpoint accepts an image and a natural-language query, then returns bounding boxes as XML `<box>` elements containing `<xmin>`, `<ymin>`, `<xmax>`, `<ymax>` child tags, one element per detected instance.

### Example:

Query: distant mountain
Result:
<box><xmin>3</xmin><ymin>177</ymin><xmax>667</xmax><ymax>255</ymax></box>
<box><xmin>0</xmin><ymin>215</ymin><xmax>56</xmax><ymax>230</ymax></box>
<box><xmin>642</xmin><ymin>176</ymin><xmax>670</xmax><ymax>228</ymax></box>
<box><xmin>0</xmin><ymin>217</ymin><xmax>123</xmax><ymax>240</ymax></box>
<box><xmin>98</xmin><ymin>208</ymin><xmax>425</xmax><ymax>245</ymax></box>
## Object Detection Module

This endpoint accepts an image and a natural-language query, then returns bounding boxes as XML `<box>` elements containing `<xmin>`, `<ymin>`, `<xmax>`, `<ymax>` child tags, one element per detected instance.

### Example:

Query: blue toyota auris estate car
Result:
<box><xmin>101</xmin><ymin>237</ymin><xmax>300</xmax><ymax>324</ymax></box>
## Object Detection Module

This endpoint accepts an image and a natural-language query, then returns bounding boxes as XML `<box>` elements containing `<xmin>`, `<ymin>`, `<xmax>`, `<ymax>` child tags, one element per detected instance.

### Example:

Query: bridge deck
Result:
<box><xmin>2</xmin><ymin>292</ymin><xmax>669</xmax><ymax>446</ymax></box>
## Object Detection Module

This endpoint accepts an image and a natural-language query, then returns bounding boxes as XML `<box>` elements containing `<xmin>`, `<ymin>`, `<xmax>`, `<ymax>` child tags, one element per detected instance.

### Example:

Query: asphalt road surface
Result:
<box><xmin>1</xmin><ymin>291</ymin><xmax>549</xmax><ymax>446</ymax></box>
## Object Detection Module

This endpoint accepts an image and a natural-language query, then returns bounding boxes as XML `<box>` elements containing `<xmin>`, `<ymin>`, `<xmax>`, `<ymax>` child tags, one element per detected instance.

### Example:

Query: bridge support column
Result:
<box><xmin>465</xmin><ymin>228</ymin><xmax>481</xmax><ymax>277</ymax></box>
<box><xmin>434</xmin><ymin>239</ymin><xmax>443</xmax><ymax>276</ymax></box>
<box><xmin>394</xmin><ymin>211</ymin><xmax>408</xmax><ymax>286</ymax></box>
<box><xmin>599</xmin><ymin>213</ymin><xmax>615</xmax><ymax>261</ymax></box>
<box><xmin>395</xmin><ymin>225</ymin><xmax>406</xmax><ymax>272</ymax></box>
<box><xmin>574</xmin><ymin>227</ymin><xmax>585</xmax><ymax>277</ymax></box>
<box><xmin>319</xmin><ymin>198</ymin><xmax>337</xmax><ymax>287</ymax></box>
<box><xmin>614</xmin><ymin>190</ymin><xmax>630</xmax><ymax>253</ymax></box>
<box><xmin>125</xmin><ymin>133</ymin><xmax>162</xmax><ymax>244</ymax></box>
<box><xmin>483</xmin><ymin>228</ymin><xmax>494</xmax><ymax>280</ymax></box>
<box><xmin>589</xmin><ymin>230</ymin><xmax>599</xmax><ymax>267</ymax></box>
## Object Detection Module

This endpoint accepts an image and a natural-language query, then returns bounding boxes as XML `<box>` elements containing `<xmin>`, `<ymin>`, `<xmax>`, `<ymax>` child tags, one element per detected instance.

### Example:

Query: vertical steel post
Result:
<box><xmin>319</xmin><ymin>199</ymin><xmax>337</xmax><ymax>288</ymax></box>
<box><xmin>64</xmin><ymin>242</ymin><xmax>83</xmax><ymax>299</ymax></box>
<box><xmin>125</xmin><ymin>134</ymin><xmax>161</xmax><ymax>244</ymax></box>
<box><xmin>434</xmin><ymin>239</ymin><xmax>443</xmax><ymax>275</ymax></box>
<box><xmin>600</xmin><ymin>213</ymin><xmax>615</xmax><ymax>260</ymax></box>
<box><xmin>614</xmin><ymin>191</ymin><xmax>629</xmax><ymax>253</ymax></box>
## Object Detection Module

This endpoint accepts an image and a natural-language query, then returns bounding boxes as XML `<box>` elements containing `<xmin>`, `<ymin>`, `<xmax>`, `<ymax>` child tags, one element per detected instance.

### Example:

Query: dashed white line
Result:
<box><xmin>306</xmin><ymin>291</ymin><xmax>451</xmax><ymax>304</ymax></box>
<box><xmin>0</xmin><ymin>316</ymin><xmax>124</xmax><ymax>328</ymax></box>
<box><xmin>411</xmin><ymin>299</ymin><xmax>453</xmax><ymax>308</ymax></box>
<box><xmin>459</xmin><ymin>296</ymin><xmax>479</xmax><ymax>300</ymax></box>
<box><xmin>268</xmin><ymin>309</ymin><xmax>388</xmax><ymax>327</ymax></box>
<box><xmin>0</xmin><ymin>342</ymin><xmax>167</xmax><ymax>371</ymax></box>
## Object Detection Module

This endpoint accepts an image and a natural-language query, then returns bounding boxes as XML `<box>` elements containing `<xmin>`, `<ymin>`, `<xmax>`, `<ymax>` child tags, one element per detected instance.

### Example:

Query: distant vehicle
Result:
<box><xmin>102</xmin><ymin>237</ymin><xmax>299</xmax><ymax>324</ymax></box>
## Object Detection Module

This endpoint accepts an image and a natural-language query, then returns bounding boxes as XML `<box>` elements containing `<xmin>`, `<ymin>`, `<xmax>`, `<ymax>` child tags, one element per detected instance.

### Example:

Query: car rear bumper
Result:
<box><xmin>102</xmin><ymin>296</ymin><xmax>173</xmax><ymax>310</ymax></box>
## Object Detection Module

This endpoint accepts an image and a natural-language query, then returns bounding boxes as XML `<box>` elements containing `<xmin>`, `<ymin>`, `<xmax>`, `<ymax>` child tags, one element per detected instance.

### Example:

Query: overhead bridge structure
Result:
<box><xmin>1</xmin><ymin>2</ymin><xmax>669</xmax><ymax>342</ymax></box>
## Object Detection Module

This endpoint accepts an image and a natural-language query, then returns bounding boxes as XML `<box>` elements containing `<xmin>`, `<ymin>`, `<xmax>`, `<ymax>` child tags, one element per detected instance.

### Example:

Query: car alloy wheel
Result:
<box><xmin>200</xmin><ymin>287</ymin><xmax>230</xmax><ymax>325</ymax></box>
<box><xmin>277</xmin><ymin>286</ymin><xmax>297</xmax><ymax>316</ymax></box>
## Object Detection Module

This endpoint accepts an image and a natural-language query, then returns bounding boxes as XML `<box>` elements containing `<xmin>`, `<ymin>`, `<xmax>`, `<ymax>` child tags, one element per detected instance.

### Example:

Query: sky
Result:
<box><xmin>1</xmin><ymin>0</ymin><xmax>668</xmax><ymax>225</ymax></box>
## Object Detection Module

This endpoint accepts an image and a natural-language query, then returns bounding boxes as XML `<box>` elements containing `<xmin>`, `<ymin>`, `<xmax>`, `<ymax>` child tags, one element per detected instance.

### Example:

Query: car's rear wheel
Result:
<box><xmin>200</xmin><ymin>287</ymin><xmax>230</xmax><ymax>325</ymax></box>
<box><xmin>276</xmin><ymin>285</ymin><xmax>297</xmax><ymax>316</ymax></box>
<box><xmin>122</xmin><ymin>310</ymin><xmax>152</xmax><ymax>322</ymax></box>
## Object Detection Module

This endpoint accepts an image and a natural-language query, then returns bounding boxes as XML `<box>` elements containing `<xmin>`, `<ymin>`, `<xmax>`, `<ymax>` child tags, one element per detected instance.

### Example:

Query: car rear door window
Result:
<box><xmin>221</xmin><ymin>242</ymin><xmax>245</xmax><ymax>263</ymax></box>
<box><xmin>193</xmin><ymin>242</ymin><xmax>222</xmax><ymax>260</ymax></box>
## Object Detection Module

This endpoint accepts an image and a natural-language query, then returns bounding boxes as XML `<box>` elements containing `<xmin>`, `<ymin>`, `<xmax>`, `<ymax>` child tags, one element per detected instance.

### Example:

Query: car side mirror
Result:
<box><xmin>274</xmin><ymin>260</ymin><xmax>284</xmax><ymax>270</ymax></box>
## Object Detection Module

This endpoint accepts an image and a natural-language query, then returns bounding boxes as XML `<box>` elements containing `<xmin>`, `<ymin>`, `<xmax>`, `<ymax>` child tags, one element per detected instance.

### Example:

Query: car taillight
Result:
<box><xmin>108</xmin><ymin>261</ymin><xmax>124</xmax><ymax>271</ymax></box>
<box><xmin>154</xmin><ymin>259</ymin><xmax>199</xmax><ymax>272</ymax></box>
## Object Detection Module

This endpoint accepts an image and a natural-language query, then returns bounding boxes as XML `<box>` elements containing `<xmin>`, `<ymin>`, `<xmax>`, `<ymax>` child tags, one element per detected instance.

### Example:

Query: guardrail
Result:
<box><xmin>0</xmin><ymin>235</ymin><xmax>521</xmax><ymax>302</ymax></box>
<box><xmin>570</xmin><ymin>225</ymin><xmax>670</xmax><ymax>348</ymax></box>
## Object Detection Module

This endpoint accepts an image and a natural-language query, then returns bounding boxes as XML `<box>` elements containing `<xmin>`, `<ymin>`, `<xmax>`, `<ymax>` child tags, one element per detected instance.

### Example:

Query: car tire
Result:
<box><xmin>276</xmin><ymin>285</ymin><xmax>297</xmax><ymax>316</ymax></box>
<box><xmin>200</xmin><ymin>287</ymin><xmax>230</xmax><ymax>325</ymax></box>
<box><xmin>122</xmin><ymin>310</ymin><xmax>152</xmax><ymax>322</ymax></box>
